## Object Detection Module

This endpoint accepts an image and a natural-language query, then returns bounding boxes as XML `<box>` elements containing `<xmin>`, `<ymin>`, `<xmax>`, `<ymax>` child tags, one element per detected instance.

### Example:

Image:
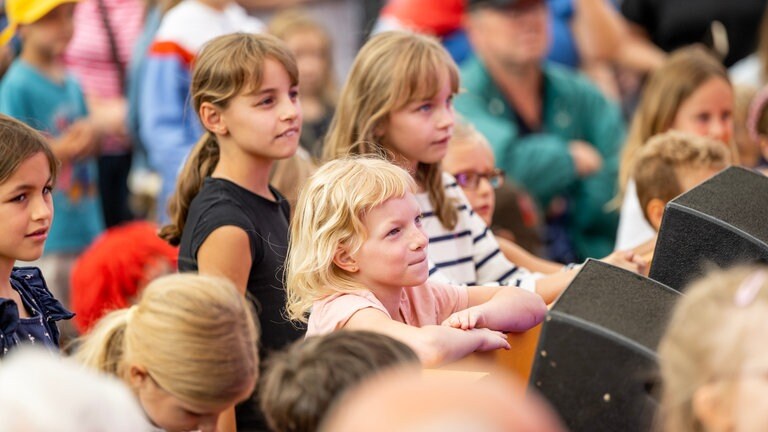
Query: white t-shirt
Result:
<box><xmin>615</xmin><ymin>179</ymin><xmax>656</xmax><ymax>250</ymax></box>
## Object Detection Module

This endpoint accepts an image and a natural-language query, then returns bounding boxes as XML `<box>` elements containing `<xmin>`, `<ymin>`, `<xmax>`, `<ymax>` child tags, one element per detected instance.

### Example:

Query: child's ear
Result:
<box><xmin>692</xmin><ymin>383</ymin><xmax>733</xmax><ymax>431</ymax></box>
<box><xmin>128</xmin><ymin>364</ymin><xmax>149</xmax><ymax>390</ymax></box>
<box><xmin>646</xmin><ymin>198</ymin><xmax>666</xmax><ymax>231</ymax></box>
<box><xmin>199</xmin><ymin>102</ymin><xmax>227</xmax><ymax>136</ymax></box>
<box><xmin>333</xmin><ymin>247</ymin><xmax>359</xmax><ymax>273</ymax></box>
<box><xmin>373</xmin><ymin>120</ymin><xmax>387</xmax><ymax>138</ymax></box>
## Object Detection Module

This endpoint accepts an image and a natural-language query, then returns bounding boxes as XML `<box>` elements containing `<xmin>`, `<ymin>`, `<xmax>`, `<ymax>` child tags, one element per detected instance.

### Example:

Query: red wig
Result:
<box><xmin>70</xmin><ymin>221</ymin><xmax>178</xmax><ymax>334</ymax></box>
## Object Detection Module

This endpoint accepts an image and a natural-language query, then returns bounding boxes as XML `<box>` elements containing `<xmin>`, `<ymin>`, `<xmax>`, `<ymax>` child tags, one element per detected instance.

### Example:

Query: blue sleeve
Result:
<box><xmin>0</xmin><ymin>79</ymin><xmax>33</xmax><ymax>124</ymax></box>
<box><xmin>138</xmin><ymin>55</ymin><xmax>198</xmax><ymax>190</ymax></box>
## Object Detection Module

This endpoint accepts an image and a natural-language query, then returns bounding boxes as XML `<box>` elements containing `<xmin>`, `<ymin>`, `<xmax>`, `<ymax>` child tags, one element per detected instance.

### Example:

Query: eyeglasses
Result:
<box><xmin>453</xmin><ymin>169</ymin><xmax>505</xmax><ymax>190</ymax></box>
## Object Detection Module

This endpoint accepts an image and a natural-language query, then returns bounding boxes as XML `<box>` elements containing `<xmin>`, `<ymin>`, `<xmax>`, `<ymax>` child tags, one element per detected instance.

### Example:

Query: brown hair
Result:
<box><xmin>658</xmin><ymin>266</ymin><xmax>768</xmax><ymax>432</ymax></box>
<box><xmin>618</xmin><ymin>46</ymin><xmax>732</xmax><ymax>201</ymax></box>
<box><xmin>322</xmin><ymin>31</ymin><xmax>460</xmax><ymax>230</ymax></box>
<box><xmin>0</xmin><ymin>114</ymin><xmax>58</xmax><ymax>185</ymax></box>
<box><xmin>634</xmin><ymin>131</ymin><xmax>730</xmax><ymax>223</ymax></box>
<box><xmin>159</xmin><ymin>33</ymin><xmax>298</xmax><ymax>245</ymax></box>
<box><xmin>268</xmin><ymin>8</ymin><xmax>337</xmax><ymax>105</ymax></box>
<box><xmin>259</xmin><ymin>330</ymin><xmax>419</xmax><ymax>432</ymax></box>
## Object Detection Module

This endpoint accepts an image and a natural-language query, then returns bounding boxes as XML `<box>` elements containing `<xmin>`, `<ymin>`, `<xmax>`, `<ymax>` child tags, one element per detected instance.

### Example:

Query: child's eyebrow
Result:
<box><xmin>6</xmin><ymin>177</ymin><xmax>53</xmax><ymax>194</ymax></box>
<box><xmin>245</xmin><ymin>87</ymin><xmax>277</xmax><ymax>96</ymax></box>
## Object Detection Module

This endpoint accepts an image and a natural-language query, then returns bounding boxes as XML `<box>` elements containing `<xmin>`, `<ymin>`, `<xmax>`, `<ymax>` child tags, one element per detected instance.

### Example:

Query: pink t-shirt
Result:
<box><xmin>306</xmin><ymin>282</ymin><xmax>469</xmax><ymax>337</ymax></box>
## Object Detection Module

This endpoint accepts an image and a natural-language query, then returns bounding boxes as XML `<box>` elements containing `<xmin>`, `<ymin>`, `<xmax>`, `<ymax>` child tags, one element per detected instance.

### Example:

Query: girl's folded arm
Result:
<box><xmin>458</xmin><ymin>285</ymin><xmax>548</xmax><ymax>332</ymax></box>
<box><xmin>344</xmin><ymin>307</ymin><xmax>509</xmax><ymax>367</ymax></box>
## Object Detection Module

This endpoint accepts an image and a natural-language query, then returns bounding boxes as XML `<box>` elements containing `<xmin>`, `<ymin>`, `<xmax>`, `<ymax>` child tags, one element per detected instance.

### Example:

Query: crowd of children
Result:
<box><xmin>2</xmin><ymin>0</ymin><xmax>768</xmax><ymax>431</ymax></box>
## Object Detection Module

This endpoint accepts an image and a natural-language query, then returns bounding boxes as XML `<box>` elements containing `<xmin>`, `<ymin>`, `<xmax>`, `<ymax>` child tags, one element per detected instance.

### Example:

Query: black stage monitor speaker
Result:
<box><xmin>529</xmin><ymin>260</ymin><xmax>681</xmax><ymax>432</ymax></box>
<box><xmin>649</xmin><ymin>167</ymin><xmax>768</xmax><ymax>291</ymax></box>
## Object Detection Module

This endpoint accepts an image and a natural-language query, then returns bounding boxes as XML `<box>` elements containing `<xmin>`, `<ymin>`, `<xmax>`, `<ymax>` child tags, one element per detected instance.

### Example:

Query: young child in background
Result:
<box><xmin>323</xmin><ymin>31</ymin><xmax>644</xmax><ymax>304</ymax></box>
<box><xmin>70</xmin><ymin>220</ymin><xmax>178</xmax><ymax>334</ymax></box>
<box><xmin>443</xmin><ymin>121</ymin><xmax>563</xmax><ymax>275</ymax></box>
<box><xmin>159</xmin><ymin>32</ymin><xmax>305</xmax><ymax>429</ymax></box>
<box><xmin>0</xmin><ymin>0</ymin><xmax>104</xmax><ymax>320</ymax></box>
<box><xmin>658</xmin><ymin>266</ymin><xmax>768</xmax><ymax>432</ymax></box>
<box><xmin>634</xmin><ymin>131</ymin><xmax>731</xmax><ymax>233</ymax></box>
<box><xmin>286</xmin><ymin>158</ymin><xmax>547</xmax><ymax>366</ymax></box>
<box><xmin>139</xmin><ymin>0</ymin><xmax>264</xmax><ymax>221</ymax></box>
<box><xmin>616</xmin><ymin>46</ymin><xmax>736</xmax><ymax>250</ymax></box>
<box><xmin>260</xmin><ymin>330</ymin><xmax>420</xmax><ymax>432</ymax></box>
<box><xmin>269</xmin><ymin>9</ymin><xmax>336</xmax><ymax>161</ymax></box>
<box><xmin>747</xmin><ymin>84</ymin><xmax>768</xmax><ymax>175</ymax></box>
<box><xmin>733</xmin><ymin>85</ymin><xmax>764</xmax><ymax>170</ymax></box>
<box><xmin>75</xmin><ymin>273</ymin><xmax>259</xmax><ymax>432</ymax></box>
<box><xmin>0</xmin><ymin>115</ymin><xmax>73</xmax><ymax>357</ymax></box>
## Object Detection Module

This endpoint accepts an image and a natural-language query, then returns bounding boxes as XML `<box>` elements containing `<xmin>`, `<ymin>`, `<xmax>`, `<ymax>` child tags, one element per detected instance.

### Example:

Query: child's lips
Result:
<box><xmin>26</xmin><ymin>227</ymin><xmax>48</xmax><ymax>240</ymax></box>
<box><xmin>410</xmin><ymin>255</ymin><xmax>427</xmax><ymax>266</ymax></box>
<box><xmin>276</xmin><ymin>127</ymin><xmax>299</xmax><ymax>139</ymax></box>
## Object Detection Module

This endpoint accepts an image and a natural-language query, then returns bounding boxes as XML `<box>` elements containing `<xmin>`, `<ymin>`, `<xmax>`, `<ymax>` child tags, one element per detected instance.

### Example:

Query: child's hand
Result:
<box><xmin>600</xmin><ymin>250</ymin><xmax>648</xmax><ymax>275</ymax></box>
<box><xmin>57</xmin><ymin>120</ymin><xmax>100</xmax><ymax>162</ymax></box>
<box><xmin>468</xmin><ymin>328</ymin><xmax>511</xmax><ymax>351</ymax></box>
<box><xmin>441</xmin><ymin>307</ymin><xmax>485</xmax><ymax>330</ymax></box>
<box><xmin>569</xmin><ymin>140</ymin><xmax>603</xmax><ymax>177</ymax></box>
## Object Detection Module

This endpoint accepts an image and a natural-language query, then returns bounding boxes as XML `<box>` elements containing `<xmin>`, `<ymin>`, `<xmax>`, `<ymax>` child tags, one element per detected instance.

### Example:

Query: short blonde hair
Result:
<box><xmin>634</xmin><ymin>131</ymin><xmax>730</xmax><ymax>222</ymax></box>
<box><xmin>322</xmin><ymin>31</ymin><xmax>460</xmax><ymax>230</ymax></box>
<box><xmin>286</xmin><ymin>157</ymin><xmax>416</xmax><ymax>322</ymax></box>
<box><xmin>75</xmin><ymin>273</ymin><xmax>259</xmax><ymax>407</ymax></box>
<box><xmin>658</xmin><ymin>266</ymin><xmax>768</xmax><ymax>432</ymax></box>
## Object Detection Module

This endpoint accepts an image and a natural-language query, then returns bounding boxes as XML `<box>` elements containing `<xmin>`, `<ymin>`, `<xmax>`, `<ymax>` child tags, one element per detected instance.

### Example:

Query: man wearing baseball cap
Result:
<box><xmin>0</xmin><ymin>0</ymin><xmax>104</xmax><ymax>331</ymax></box>
<box><xmin>455</xmin><ymin>0</ymin><xmax>626</xmax><ymax>261</ymax></box>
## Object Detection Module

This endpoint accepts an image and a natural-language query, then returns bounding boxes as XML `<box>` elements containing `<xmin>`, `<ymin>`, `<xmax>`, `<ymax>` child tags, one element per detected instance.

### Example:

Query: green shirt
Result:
<box><xmin>455</xmin><ymin>56</ymin><xmax>625</xmax><ymax>259</ymax></box>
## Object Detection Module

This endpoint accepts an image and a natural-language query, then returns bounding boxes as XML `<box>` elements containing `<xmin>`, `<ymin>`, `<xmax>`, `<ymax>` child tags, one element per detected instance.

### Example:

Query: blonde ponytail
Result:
<box><xmin>73</xmin><ymin>308</ymin><xmax>130</xmax><ymax>376</ymax></box>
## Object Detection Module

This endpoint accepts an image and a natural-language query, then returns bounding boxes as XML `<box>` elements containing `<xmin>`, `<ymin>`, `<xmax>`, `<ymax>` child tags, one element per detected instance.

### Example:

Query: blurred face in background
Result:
<box><xmin>466</xmin><ymin>0</ymin><xmax>550</xmax><ymax>70</ymax></box>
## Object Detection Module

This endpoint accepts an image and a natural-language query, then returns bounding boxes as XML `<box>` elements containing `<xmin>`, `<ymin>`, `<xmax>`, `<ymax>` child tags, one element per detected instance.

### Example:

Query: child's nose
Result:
<box><xmin>280</xmin><ymin>99</ymin><xmax>299</xmax><ymax>122</ymax></box>
<box><xmin>31</xmin><ymin>196</ymin><xmax>52</xmax><ymax>222</ymax></box>
<box><xmin>708</xmin><ymin>119</ymin><xmax>728</xmax><ymax>143</ymax></box>
<box><xmin>438</xmin><ymin>105</ymin><xmax>454</xmax><ymax>129</ymax></box>
<box><xmin>410</xmin><ymin>228</ymin><xmax>428</xmax><ymax>250</ymax></box>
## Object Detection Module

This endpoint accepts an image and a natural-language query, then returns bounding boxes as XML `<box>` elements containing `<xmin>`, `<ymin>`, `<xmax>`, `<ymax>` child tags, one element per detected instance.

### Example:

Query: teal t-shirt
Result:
<box><xmin>0</xmin><ymin>60</ymin><xmax>104</xmax><ymax>254</ymax></box>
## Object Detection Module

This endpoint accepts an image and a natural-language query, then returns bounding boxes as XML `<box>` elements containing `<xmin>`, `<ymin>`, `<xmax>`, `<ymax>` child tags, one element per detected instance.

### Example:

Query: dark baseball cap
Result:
<box><xmin>467</xmin><ymin>0</ymin><xmax>544</xmax><ymax>11</ymax></box>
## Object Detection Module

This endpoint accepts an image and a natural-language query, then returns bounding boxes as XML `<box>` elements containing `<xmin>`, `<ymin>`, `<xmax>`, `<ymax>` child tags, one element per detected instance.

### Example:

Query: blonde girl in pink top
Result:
<box><xmin>286</xmin><ymin>158</ymin><xmax>547</xmax><ymax>367</ymax></box>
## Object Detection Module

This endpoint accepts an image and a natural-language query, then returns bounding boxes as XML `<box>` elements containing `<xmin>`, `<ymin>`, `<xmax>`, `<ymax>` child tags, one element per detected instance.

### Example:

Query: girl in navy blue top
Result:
<box><xmin>0</xmin><ymin>114</ymin><xmax>73</xmax><ymax>357</ymax></box>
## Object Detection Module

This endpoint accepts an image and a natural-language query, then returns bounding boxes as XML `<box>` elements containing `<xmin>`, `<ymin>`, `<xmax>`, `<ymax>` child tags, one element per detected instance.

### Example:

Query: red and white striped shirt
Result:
<box><xmin>65</xmin><ymin>0</ymin><xmax>145</xmax><ymax>99</ymax></box>
<box><xmin>65</xmin><ymin>0</ymin><xmax>145</xmax><ymax>153</ymax></box>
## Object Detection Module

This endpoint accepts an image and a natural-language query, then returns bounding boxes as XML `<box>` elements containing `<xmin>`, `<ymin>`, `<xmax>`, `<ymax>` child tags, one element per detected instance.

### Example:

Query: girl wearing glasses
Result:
<box><xmin>324</xmin><ymin>32</ymin><xmax>645</xmax><ymax>303</ymax></box>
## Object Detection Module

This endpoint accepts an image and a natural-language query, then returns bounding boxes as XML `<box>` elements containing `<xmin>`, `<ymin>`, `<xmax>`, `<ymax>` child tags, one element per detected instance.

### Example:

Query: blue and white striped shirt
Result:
<box><xmin>418</xmin><ymin>173</ymin><xmax>539</xmax><ymax>291</ymax></box>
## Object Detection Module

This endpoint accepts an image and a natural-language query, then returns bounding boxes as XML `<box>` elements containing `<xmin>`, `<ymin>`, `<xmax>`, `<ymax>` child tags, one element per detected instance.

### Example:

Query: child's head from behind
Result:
<box><xmin>620</xmin><ymin>46</ymin><xmax>733</xmax><ymax>190</ymax></box>
<box><xmin>7</xmin><ymin>0</ymin><xmax>78</xmax><ymax>58</ymax></box>
<box><xmin>161</xmin><ymin>32</ymin><xmax>300</xmax><ymax>245</ymax></box>
<box><xmin>442</xmin><ymin>121</ymin><xmax>504</xmax><ymax>226</ymax></box>
<box><xmin>269</xmin><ymin>9</ymin><xmax>335</xmax><ymax>103</ymax></box>
<box><xmin>634</xmin><ymin>131</ymin><xmax>730</xmax><ymax>231</ymax></box>
<box><xmin>659</xmin><ymin>266</ymin><xmax>768</xmax><ymax>432</ymax></box>
<box><xmin>286</xmin><ymin>157</ymin><xmax>425</xmax><ymax>322</ymax></box>
<box><xmin>0</xmin><ymin>114</ymin><xmax>57</xmax><ymax>263</ymax></box>
<box><xmin>260</xmin><ymin>330</ymin><xmax>420</xmax><ymax>432</ymax></box>
<box><xmin>75</xmin><ymin>273</ymin><xmax>259</xmax><ymax>432</ymax></box>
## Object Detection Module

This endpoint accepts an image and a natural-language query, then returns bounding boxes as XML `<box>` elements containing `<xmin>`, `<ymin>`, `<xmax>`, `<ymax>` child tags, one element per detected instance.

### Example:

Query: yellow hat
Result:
<box><xmin>0</xmin><ymin>0</ymin><xmax>81</xmax><ymax>46</ymax></box>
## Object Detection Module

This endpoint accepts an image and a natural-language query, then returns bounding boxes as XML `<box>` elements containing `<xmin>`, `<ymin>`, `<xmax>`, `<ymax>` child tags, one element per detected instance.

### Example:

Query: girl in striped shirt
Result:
<box><xmin>323</xmin><ymin>31</ymin><xmax>644</xmax><ymax>303</ymax></box>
